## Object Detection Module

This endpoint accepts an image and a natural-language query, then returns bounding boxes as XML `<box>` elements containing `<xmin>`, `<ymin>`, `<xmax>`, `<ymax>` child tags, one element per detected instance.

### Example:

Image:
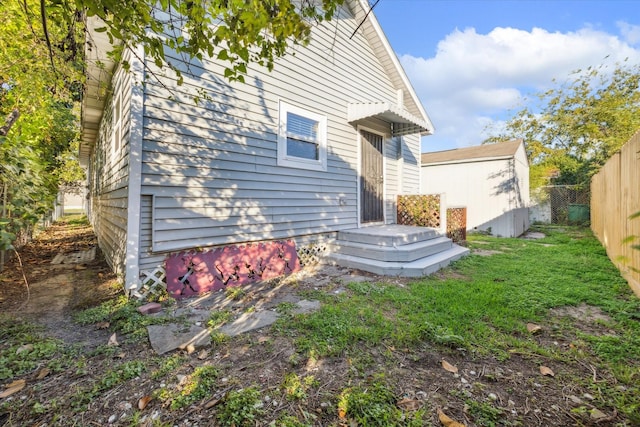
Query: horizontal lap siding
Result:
<box><xmin>89</xmin><ymin>51</ymin><xmax>133</xmax><ymax>274</ymax></box>
<box><xmin>136</xmin><ymin>5</ymin><xmax>418</xmax><ymax>257</ymax></box>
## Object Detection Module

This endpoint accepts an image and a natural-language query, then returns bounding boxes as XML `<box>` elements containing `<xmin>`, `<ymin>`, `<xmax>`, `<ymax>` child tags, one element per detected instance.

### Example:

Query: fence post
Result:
<box><xmin>439</xmin><ymin>193</ymin><xmax>447</xmax><ymax>236</ymax></box>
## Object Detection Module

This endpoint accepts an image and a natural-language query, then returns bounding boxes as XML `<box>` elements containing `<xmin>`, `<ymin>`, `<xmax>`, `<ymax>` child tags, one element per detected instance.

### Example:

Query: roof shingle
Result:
<box><xmin>421</xmin><ymin>139</ymin><xmax>523</xmax><ymax>165</ymax></box>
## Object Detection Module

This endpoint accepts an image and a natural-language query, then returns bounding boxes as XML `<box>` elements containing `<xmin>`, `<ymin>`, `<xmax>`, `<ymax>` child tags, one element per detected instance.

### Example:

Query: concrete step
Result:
<box><xmin>331</xmin><ymin>236</ymin><xmax>453</xmax><ymax>262</ymax></box>
<box><xmin>337</xmin><ymin>224</ymin><xmax>440</xmax><ymax>247</ymax></box>
<box><xmin>326</xmin><ymin>244</ymin><xmax>470</xmax><ymax>277</ymax></box>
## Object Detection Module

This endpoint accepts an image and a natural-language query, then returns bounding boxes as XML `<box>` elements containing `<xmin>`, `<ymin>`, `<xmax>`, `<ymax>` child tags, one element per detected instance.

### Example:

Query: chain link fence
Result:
<box><xmin>530</xmin><ymin>185</ymin><xmax>590</xmax><ymax>225</ymax></box>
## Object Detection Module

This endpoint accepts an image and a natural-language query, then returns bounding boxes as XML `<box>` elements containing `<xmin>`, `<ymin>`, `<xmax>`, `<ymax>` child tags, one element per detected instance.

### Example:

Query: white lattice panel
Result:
<box><xmin>132</xmin><ymin>265</ymin><xmax>167</xmax><ymax>300</ymax></box>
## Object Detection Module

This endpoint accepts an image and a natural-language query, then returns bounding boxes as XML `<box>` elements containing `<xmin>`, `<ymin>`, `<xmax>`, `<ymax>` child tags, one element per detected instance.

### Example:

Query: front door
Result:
<box><xmin>360</xmin><ymin>130</ymin><xmax>384</xmax><ymax>224</ymax></box>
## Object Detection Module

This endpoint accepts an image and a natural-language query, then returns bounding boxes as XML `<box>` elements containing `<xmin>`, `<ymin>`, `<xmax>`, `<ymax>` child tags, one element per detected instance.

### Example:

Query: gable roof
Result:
<box><xmin>421</xmin><ymin>139</ymin><xmax>524</xmax><ymax>165</ymax></box>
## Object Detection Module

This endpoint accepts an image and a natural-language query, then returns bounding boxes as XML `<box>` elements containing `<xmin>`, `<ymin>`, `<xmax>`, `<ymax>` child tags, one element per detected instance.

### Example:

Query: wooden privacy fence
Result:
<box><xmin>397</xmin><ymin>195</ymin><xmax>467</xmax><ymax>243</ymax></box>
<box><xmin>591</xmin><ymin>129</ymin><xmax>640</xmax><ymax>297</ymax></box>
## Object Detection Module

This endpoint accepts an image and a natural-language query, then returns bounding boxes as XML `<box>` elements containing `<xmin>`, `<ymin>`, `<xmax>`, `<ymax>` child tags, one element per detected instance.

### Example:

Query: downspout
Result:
<box><xmin>124</xmin><ymin>45</ymin><xmax>145</xmax><ymax>293</ymax></box>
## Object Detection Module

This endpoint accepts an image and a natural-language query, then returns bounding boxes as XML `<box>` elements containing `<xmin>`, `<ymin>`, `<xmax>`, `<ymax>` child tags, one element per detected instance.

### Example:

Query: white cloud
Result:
<box><xmin>618</xmin><ymin>21</ymin><xmax>640</xmax><ymax>45</ymax></box>
<box><xmin>404</xmin><ymin>26</ymin><xmax>640</xmax><ymax>152</ymax></box>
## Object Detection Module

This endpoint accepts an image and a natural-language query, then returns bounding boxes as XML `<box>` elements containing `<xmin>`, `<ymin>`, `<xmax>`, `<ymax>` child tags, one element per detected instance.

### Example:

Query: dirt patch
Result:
<box><xmin>0</xmin><ymin>221</ymin><xmax>630</xmax><ymax>426</ymax></box>
<box><xmin>0</xmin><ymin>220</ymin><xmax>120</xmax><ymax>347</ymax></box>
<box><xmin>548</xmin><ymin>303</ymin><xmax>617</xmax><ymax>338</ymax></box>
<box><xmin>433</xmin><ymin>269</ymin><xmax>469</xmax><ymax>281</ymax></box>
<box><xmin>472</xmin><ymin>249</ymin><xmax>504</xmax><ymax>257</ymax></box>
<box><xmin>550</xmin><ymin>303</ymin><xmax>612</xmax><ymax>324</ymax></box>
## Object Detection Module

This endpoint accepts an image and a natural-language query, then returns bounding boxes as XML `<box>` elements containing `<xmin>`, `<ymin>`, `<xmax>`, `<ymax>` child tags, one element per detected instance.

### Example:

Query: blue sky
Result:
<box><xmin>372</xmin><ymin>0</ymin><xmax>640</xmax><ymax>153</ymax></box>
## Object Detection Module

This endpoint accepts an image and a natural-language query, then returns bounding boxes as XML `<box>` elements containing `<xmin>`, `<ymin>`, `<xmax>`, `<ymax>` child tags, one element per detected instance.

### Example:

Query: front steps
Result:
<box><xmin>326</xmin><ymin>224</ymin><xmax>469</xmax><ymax>277</ymax></box>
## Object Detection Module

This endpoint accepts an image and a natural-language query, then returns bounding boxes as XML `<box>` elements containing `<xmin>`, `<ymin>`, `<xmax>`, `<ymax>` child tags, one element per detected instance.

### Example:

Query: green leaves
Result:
<box><xmin>0</xmin><ymin>0</ymin><xmax>85</xmax><ymax>251</ymax></box>
<box><xmin>0</xmin><ymin>0</ymin><xmax>345</xmax><ymax>252</ymax></box>
<box><xmin>485</xmin><ymin>61</ymin><xmax>640</xmax><ymax>187</ymax></box>
<box><xmin>80</xmin><ymin>0</ymin><xmax>344</xmax><ymax>82</ymax></box>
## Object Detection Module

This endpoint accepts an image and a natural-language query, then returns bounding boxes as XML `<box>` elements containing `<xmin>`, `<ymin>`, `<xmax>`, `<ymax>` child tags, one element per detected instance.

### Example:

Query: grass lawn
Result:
<box><xmin>1</xmin><ymin>224</ymin><xmax>638</xmax><ymax>426</ymax></box>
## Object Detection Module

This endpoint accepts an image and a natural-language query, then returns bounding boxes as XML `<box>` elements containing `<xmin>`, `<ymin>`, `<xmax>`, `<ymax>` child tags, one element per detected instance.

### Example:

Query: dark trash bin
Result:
<box><xmin>568</xmin><ymin>204</ymin><xmax>590</xmax><ymax>223</ymax></box>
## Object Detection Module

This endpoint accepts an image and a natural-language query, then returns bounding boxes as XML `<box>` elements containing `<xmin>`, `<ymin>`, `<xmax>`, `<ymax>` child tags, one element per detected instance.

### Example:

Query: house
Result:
<box><xmin>80</xmin><ymin>0</ymin><xmax>468</xmax><ymax>294</ymax></box>
<box><xmin>421</xmin><ymin>140</ymin><xmax>530</xmax><ymax>238</ymax></box>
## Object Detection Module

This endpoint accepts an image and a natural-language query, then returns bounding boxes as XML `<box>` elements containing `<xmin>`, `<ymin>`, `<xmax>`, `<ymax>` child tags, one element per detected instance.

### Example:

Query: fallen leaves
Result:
<box><xmin>338</xmin><ymin>407</ymin><xmax>346</xmax><ymax>419</ymax></box>
<box><xmin>397</xmin><ymin>397</ymin><xmax>421</xmax><ymax>411</ymax></box>
<box><xmin>15</xmin><ymin>344</ymin><xmax>33</xmax><ymax>355</ymax></box>
<box><xmin>540</xmin><ymin>366</ymin><xmax>555</xmax><ymax>377</ymax></box>
<box><xmin>441</xmin><ymin>359</ymin><xmax>458</xmax><ymax>374</ymax></box>
<box><xmin>35</xmin><ymin>368</ymin><xmax>50</xmax><ymax>380</ymax></box>
<box><xmin>95</xmin><ymin>321</ymin><xmax>110</xmax><ymax>330</ymax></box>
<box><xmin>0</xmin><ymin>379</ymin><xmax>26</xmax><ymax>398</ymax></box>
<box><xmin>107</xmin><ymin>333</ymin><xmax>119</xmax><ymax>346</ymax></box>
<box><xmin>203</xmin><ymin>397</ymin><xmax>221</xmax><ymax>410</ymax></box>
<box><xmin>526</xmin><ymin>323</ymin><xmax>542</xmax><ymax>334</ymax></box>
<box><xmin>138</xmin><ymin>395</ymin><xmax>152</xmax><ymax>410</ymax></box>
<box><xmin>437</xmin><ymin>408</ymin><xmax>466</xmax><ymax>427</ymax></box>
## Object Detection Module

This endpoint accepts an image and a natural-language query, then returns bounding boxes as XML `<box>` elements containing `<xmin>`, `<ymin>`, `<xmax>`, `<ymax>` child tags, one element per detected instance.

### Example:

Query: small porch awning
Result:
<box><xmin>347</xmin><ymin>102</ymin><xmax>432</xmax><ymax>137</ymax></box>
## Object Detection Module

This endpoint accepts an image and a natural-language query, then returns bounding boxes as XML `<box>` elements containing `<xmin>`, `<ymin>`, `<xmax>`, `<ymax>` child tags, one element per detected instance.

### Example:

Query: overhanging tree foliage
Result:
<box><xmin>485</xmin><ymin>62</ymin><xmax>640</xmax><ymax>188</ymax></box>
<box><xmin>83</xmin><ymin>0</ymin><xmax>344</xmax><ymax>83</ymax></box>
<box><xmin>0</xmin><ymin>0</ymin><xmax>84</xmax><ymax>253</ymax></box>
<box><xmin>1</xmin><ymin>0</ymin><xmax>345</xmax><ymax>254</ymax></box>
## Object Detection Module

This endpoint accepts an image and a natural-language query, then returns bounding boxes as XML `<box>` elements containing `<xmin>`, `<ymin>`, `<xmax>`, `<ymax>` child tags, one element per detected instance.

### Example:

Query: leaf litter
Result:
<box><xmin>0</xmin><ymin>219</ymin><xmax>634</xmax><ymax>426</ymax></box>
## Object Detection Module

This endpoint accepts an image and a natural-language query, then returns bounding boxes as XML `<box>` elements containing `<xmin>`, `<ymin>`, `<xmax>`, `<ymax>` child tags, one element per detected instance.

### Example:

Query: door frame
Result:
<box><xmin>356</xmin><ymin>125</ymin><xmax>387</xmax><ymax>227</ymax></box>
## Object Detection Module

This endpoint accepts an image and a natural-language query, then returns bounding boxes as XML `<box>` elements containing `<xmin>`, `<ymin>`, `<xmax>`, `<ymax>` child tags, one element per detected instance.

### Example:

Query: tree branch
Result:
<box><xmin>40</xmin><ymin>0</ymin><xmax>57</xmax><ymax>76</ymax></box>
<box><xmin>0</xmin><ymin>109</ymin><xmax>20</xmax><ymax>137</ymax></box>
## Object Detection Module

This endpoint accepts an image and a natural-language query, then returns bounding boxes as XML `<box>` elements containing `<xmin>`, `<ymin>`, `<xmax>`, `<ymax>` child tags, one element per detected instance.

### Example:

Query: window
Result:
<box><xmin>278</xmin><ymin>101</ymin><xmax>327</xmax><ymax>171</ymax></box>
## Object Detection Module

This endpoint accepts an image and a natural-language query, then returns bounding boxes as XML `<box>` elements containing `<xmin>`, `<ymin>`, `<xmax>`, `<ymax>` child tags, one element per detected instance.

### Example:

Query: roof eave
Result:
<box><xmin>79</xmin><ymin>16</ymin><xmax>117</xmax><ymax>167</ymax></box>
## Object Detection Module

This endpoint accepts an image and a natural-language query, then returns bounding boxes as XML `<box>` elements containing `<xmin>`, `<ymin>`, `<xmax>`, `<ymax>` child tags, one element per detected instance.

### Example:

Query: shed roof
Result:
<box><xmin>421</xmin><ymin>139</ymin><xmax>523</xmax><ymax>165</ymax></box>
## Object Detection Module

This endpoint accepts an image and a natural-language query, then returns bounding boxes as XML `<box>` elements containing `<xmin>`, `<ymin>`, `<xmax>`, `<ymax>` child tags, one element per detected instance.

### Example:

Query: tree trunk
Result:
<box><xmin>0</xmin><ymin>109</ymin><xmax>20</xmax><ymax>137</ymax></box>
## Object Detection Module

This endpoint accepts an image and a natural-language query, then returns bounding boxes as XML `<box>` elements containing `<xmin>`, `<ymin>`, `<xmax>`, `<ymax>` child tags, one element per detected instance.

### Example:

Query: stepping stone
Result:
<box><xmin>147</xmin><ymin>324</ymin><xmax>211</xmax><ymax>355</ymax></box>
<box><xmin>522</xmin><ymin>232</ymin><xmax>545</xmax><ymax>240</ymax></box>
<box><xmin>339</xmin><ymin>274</ymin><xmax>369</xmax><ymax>283</ymax></box>
<box><xmin>51</xmin><ymin>247</ymin><xmax>97</xmax><ymax>265</ymax></box>
<box><xmin>218</xmin><ymin>310</ymin><xmax>279</xmax><ymax>337</ymax></box>
<box><xmin>292</xmin><ymin>299</ymin><xmax>320</xmax><ymax>315</ymax></box>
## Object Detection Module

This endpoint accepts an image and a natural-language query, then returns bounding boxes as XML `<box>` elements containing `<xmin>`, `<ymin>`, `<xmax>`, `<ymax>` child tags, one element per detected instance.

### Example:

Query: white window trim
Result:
<box><xmin>277</xmin><ymin>101</ymin><xmax>327</xmax><ymax>171</ymax></box>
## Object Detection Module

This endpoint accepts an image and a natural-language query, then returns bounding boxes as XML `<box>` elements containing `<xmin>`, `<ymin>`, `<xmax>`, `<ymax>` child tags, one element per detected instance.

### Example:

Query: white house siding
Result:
<box><xmin>87</xmin><ymin>51</ymin><xmax>134</xmax><ymax>275</ymax></box>
<box><xmin>135</xmin><ymin>4</ymin><xmax>422</xmax><ymax>262</ymax></box>
<box><xmin>421</xmin><ymin>153</ymin><xmax>529</xmax><ymax>237</ymax></box>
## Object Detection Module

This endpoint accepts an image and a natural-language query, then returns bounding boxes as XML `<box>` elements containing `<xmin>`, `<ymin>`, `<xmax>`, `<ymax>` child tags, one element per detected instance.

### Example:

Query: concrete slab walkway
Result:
<box><xmin>145</xmin><ymin>265</ymin><xmax>372</xmax><ymax>354</ymax></box>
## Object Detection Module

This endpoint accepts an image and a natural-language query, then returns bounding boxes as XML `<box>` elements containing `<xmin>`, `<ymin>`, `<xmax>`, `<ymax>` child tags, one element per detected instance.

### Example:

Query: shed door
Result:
<box><xmin>360</xmin><ymin>130</ymin><xmax>384</xmax><ymax>223</ymax></box>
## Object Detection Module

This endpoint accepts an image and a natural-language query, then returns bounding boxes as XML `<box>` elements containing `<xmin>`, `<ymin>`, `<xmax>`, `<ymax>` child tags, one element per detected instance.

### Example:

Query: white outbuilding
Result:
<box><xmin>421</xmin><ymin>140</ymin><xmax>530</xmax><ymax>238</ymax></box>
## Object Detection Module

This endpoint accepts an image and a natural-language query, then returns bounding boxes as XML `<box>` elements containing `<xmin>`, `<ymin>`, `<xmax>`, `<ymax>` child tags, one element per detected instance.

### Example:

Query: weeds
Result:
<box><xmin>337</xmin><ymin>375</ymin><xmax>424</xmax><ymax>426</ymax></box>
<box><xmin>207</xmin><ymin>309</ymin><xmax>232</xmax><ymax>329</ymax></box>
<box><xmin>154</xmin><ymin>365</ymin><xmax>219</xmax><ymax>410</ymax></box>
<box><xmin>74</xmin><ymin>295</ymin><xmax>174</xmax><ymax>340</ymax></box>
<box><xmin>216</xmin><ymin>386</ymin><xmax>264</xmax><ymax>427</ymax></box>
<box><xmin>225</xmin><ymin>285</ymin><xmax>246</xmax><ymax>300</ymax></box>
<box><xmin>0</xmin><ymin>315</ymin><xmax>67</xmax><ymax>380</ymax></box>
<box><xmin>465</xmin><ymin>399</ymin><xmax>505</xmax><ymax>426</ymax></box>
<box><xmin>281</xmin><ymin>373</ymin><xmax>317</xmax><ymax>401</ymax></box>
<box><xmin>71</xmin><ymin>360</ymin><xmax>146</xmax><ymax>411</ymax></box>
